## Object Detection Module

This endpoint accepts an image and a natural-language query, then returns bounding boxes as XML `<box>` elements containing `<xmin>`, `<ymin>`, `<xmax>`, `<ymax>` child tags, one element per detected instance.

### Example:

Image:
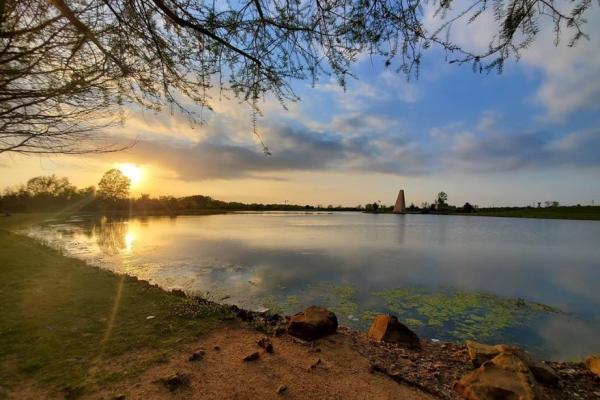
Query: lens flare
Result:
<box><xmin>119</xmin><ymin>163</ymin><xmax>143</xmax><ymax>185</ymax></box>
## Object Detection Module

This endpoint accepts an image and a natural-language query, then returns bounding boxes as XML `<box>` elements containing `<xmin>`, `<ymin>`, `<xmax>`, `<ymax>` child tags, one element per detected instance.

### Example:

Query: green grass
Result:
<box><xmin>0</xmin><ymin>214</ymin><xmax>231</xmax><ymax>398</ymax></box>
<box><xmin>461</xmin><ymin>206</ymin><xmax>600</xmax><ymax>221</ymax></box>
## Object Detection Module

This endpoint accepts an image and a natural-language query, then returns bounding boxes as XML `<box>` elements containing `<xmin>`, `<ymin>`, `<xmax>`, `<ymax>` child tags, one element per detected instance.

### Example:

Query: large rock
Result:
<box><xmin>367</xmin><ymin>315</ymin><xmax>420</xmax><ymax>348</ymax></box>
<box><xmin>466</xmin><ymin>340</ymin><xmax>501</xmax><ymax>367</ymax></box>
<box><xmin>507</xmin><ymin>349</ymin><xmax>558</xmax><ymax>385</ymax></box>
<box><xmin>287</xmin><ymin>306</ymin><xmax>338</xmax><ymax>341</ymax></box>
<box><xmin>585</xmin><ymin>355</ymin><xmax>600</xmax><ymax>377</ymax></box>
<box><xmin>466</xmin><ymin>341</ymin><xmax>558</xmax><ymax>385</ymax></box>
<box><xmin>454</xmin><ymin>353</ymin><xmax>538</xmax><ymax>400</ymax></box>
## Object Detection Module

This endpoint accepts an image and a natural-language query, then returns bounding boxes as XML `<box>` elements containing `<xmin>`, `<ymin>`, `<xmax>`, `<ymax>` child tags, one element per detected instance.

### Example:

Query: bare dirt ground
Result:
<box><xmin>87</xmin><ymin>321</ymin><xmax>435</xmax><ymax>400</ymax></box>
<box><xmin>6</xmin><ymin>319</ymin><xmax>600</xmax><ymax>400</ymax></box>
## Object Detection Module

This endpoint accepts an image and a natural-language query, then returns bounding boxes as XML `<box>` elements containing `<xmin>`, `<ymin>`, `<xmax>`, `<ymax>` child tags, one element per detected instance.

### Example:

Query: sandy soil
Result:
<box><xmin>88</xmin><ymin>322</ymin><xmax>434</xmax><ymax>400</ymax></box>
<box><xmin>6</xmin><ymin>319</ymin><xmax>598</xmax><ymax>399</ymax></box>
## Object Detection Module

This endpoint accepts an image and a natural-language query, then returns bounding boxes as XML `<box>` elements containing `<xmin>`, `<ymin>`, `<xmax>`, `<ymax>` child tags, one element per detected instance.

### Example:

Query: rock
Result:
<box><xmin>467</xmin><ymin>341</ymin><xmax>559</xmax><ymax>385</ymax></box>
<box><xmin>243</xmin><ymin>351</ymin><xmax>260</xmax><ymax>362</ymax></box>
<box><xmin>257</xmin><ymin>337</ymin><xmax>274</xmax><ymax>353</ymax></box>
<box><xmin>287</xmin><ymin>306</ymin><xmax>338</xmax><ymax>341</ymax></box>
<box><xmin>518</xmin><ymin>354</ymin><xmax>558</xmax><ymax>385</ymax></box>
<box><xmin>454</xmin><ymin>353</ymin><xmax>538</xmax><ymax>400</ymax></box>
<box><xmin>585</xmin><ymin>355</ymin><xmax>600</xmax><ymax>377</ymax></box>
<box><xmin>171</xmin><ymin>289</ymin><xmax>187</xmax><ymax>297</ymax></box>
<box><xmin>276</xmin><ymin>385</ymin><xmax>288</xmax><ymax>394</ymax></box>
<box><xmin>308</xmin><ymin>358</ymin><xmax>323</xmax><ymax>370</ymax></box>
<box><xmin>160</xmin><ymin>372</ymin><xmax>190</xmax><ymax>392</ymax></box>
<box><xmin>367</xmin><ymin>315</ymin><xmax>420</xmax><ymax>348</ymax></box>
<box><xmin>466</xmin><ymin>340</ymin><xmax>501</xmax><ymax>367</ymax></box>
<box><xmin>189</xmin><ymin>349</ymin><xmax>205</xmax><ymax>362</ymax></box>
<box><xmin>491</xmin><ymin>352</ymin><xmax>532</xmax><ymax>374</ymax></box>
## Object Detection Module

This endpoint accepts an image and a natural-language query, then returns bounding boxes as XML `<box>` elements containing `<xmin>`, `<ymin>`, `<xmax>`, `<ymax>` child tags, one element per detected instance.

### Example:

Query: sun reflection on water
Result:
<box><xmin>124</xmin><ymin>231</ymin><xmax>135</xmax><ymax>253</ymax></box>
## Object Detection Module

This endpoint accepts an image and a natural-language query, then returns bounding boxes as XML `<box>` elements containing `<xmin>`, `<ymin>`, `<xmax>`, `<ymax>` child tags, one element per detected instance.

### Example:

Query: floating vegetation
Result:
<box><xmin>373</xmin><ymin>287</ymin><xmax>565</xmax><ymax>341</ymax></box>
<box><xmin>211</xmin><ymin>280</ymin><xmax>566</xmax><ymax>345</ymax></box>
<box><xmin>257</xmin><ymin>295</ymin><xmax>284</xmax><ymax>315</ymax></box>
<box><xmin>284</xmin><ymin>295</ymin><xmax>300</xmax><ymax>309</ymax></box>
<box><xmin>322</xmin><ymin>284</ymin><xmax>360</xmax><ymax>322</ymax></box>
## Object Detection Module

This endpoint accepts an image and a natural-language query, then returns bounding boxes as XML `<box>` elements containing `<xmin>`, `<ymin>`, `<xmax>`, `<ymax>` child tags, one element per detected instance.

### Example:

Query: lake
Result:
<box><xmin>25</xmin><ymin>212</ymin><xmax>600</xmax><ymax>360</ymax></box>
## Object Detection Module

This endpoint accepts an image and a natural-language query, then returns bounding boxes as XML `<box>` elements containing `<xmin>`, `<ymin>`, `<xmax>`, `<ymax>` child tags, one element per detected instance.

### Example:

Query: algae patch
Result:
<box><xmin>373</xmin><ymin>287</ymin><xmax>563</xmax><ymax>341</ymax></box>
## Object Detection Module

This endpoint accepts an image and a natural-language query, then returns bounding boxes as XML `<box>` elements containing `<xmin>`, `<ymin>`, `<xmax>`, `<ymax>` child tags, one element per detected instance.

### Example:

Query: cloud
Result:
<box><xmin>314</xmin><ymin>70</ymin><xmax>421</xmax><ymax>113</ymax></box>
<box><xmin>422</xmin><ymin>1</ymin><xmax>600</xmax><ymax>120</ymax></box>
<box><xmin>524</xmin><ymin>35</ymin><xmax>600</xmax><ymax>121</ymax></box>
<box><xmin>434</xmin><ymin>122</ymin><xmax>600</xmax><ymax>172</ymax></box>
<box><xmin>476</xmin><ymin>111</ymin><xmax>502</xmax><ymax>132</ymax></box>
<box><xmin>105</xmin><ymin>116</ymin><xmax>430</xmax><ymax>181</ymax></box>
<box><xmin>330</xmin><ymin>113</ymin><xmax>403</xmax><ymax>135</ymax></box>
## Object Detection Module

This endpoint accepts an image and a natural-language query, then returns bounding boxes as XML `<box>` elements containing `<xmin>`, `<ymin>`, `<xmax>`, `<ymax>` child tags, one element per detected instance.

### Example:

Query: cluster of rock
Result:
<box><xmin>456</xmin><ymin>340</ymin><xmax>560</xmax><ymax>400</ymax></box>
<box><xmin>285</xmin><ymin>306</ymin><xmax>600</xmax><ymax>400</ymax></box>
<box><xmin>286</xmin><ymin>306</ymin><xmax>421</xmax><ymax>348</ymax></box>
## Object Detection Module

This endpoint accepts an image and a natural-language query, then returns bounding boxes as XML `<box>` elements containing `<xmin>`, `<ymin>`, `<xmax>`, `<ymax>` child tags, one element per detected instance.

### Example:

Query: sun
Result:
<box><xmin>119</xmin><ymin>163</ymin><xmax>143</xmax><ymax>185</ymax></box>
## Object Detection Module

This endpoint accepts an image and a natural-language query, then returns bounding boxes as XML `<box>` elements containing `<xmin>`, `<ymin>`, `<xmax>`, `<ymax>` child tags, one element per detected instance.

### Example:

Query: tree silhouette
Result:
<box><xmin>436</xmin><ymin>192</ymin><xmax>448</xmax><ymax>206</ymax></box>
<box><xmin>97</xmin><ymin>169</ymin><xmax>130</xmax><ymax>202</ymax></box>
<box><xmin>1</xmin><ymin>0</ymin><xmax>594</xmax><ymax>154</ymax></box>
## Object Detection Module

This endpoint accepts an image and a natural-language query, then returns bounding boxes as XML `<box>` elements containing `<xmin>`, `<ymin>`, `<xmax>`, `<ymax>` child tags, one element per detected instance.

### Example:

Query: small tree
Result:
<box><xmin>98</xmin><ymin>169</ymin><xmax>130</xmax><ymax>202</ymax></box>
<box><xmin>463</xmin><ymin>202</ymin><xmax>475</xmax><ymax>213</ymax></box>
<box><xmin>436</xmin><ymin>192</ymin><xmax>448</xmax><ymax>206</ymax></box>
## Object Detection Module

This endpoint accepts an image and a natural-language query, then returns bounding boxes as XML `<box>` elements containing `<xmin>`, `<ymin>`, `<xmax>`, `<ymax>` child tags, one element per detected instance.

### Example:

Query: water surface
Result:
<box><xmin>26</xmin><ymin>212</ymin><xmax>600</xmax><ymax>360</ymax></box>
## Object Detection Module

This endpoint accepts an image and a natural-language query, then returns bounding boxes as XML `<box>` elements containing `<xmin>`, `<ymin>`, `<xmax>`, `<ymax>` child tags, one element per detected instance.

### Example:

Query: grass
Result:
<box><xmin>0</xmin><ymin>214</ymin><xmax>231</xmax><ymax>398</ymax></box>
<box><xmin>462</xmin><ymin>206</ymin><xmax>600</xmax><ymax>221</ymax></box>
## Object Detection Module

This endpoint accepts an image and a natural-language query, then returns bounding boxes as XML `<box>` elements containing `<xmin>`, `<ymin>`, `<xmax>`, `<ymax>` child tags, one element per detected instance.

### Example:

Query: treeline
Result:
<box><xmin>0</xmin><ymin>174</ymin><xmax>356</xmax><ymax>213</ymax></box>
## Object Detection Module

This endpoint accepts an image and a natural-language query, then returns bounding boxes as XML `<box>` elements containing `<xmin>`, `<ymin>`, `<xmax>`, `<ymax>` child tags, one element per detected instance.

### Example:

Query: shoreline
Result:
<box><xmin>1</xmin><ymin>215</ymin><xmax>599</xmax><ymax>398</ymax></box>
<box><xmin>5</xmin><ymin>205</ymin><xmax>600</xmax><ymax>222</ymax></box>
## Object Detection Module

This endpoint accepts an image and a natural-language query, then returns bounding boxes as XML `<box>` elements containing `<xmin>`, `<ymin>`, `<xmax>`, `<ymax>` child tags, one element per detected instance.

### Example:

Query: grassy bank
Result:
<box><xmin>365</xmin><ymin>206</ymin><xmax>600</xmax><ymax>221</ymax></box>
<box><xmin>463</xmin><ymin>206</ymin><xmax>600</xmax><ymax>221</ymax></box>
<box><xmin>0</xmin><ymin>214</ymin><xmax>231</xmax><ymax>399</ymax></box>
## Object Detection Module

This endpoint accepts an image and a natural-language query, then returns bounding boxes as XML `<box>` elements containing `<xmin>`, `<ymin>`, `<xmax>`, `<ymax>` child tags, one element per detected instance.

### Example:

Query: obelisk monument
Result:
<box><xmin>393</xmin><ymin>190</ymin><xmax>406</xmax><ymax>214</ymax></box>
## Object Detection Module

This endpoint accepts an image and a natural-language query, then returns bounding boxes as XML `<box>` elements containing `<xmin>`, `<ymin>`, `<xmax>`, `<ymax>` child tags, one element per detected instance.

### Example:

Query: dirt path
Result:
<box><xmin>89</xmin><ymin>322</ymin><xmax>434</xmax><ymax>400</ymax></box>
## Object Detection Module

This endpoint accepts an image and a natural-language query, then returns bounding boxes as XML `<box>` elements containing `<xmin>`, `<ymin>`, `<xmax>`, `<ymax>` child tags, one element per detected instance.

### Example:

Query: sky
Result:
<box><xmin>1</xmin><ymin>6</ymin><xmax>599</xmax><ymax>207</ymax></box>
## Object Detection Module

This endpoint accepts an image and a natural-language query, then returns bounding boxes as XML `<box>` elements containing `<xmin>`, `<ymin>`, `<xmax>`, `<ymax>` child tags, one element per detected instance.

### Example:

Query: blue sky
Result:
<box><xmin>1</xmin><ymin>7</ymin><xmax>599</xmax><ymax>207</ymax></box>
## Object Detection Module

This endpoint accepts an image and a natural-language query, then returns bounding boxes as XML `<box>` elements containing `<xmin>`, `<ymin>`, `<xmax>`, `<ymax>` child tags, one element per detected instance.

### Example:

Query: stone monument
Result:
<box><xmin>393</xmin><ymin>190</ymin><xmax>406</xmax><ymax>214</ymax></box>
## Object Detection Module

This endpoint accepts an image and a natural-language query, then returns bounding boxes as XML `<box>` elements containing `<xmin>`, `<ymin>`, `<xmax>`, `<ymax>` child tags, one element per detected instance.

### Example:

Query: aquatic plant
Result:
<box><xmin>373</xmin><ymin>287</ymin><xmax>564</xmax><ymax>341</ymax></box>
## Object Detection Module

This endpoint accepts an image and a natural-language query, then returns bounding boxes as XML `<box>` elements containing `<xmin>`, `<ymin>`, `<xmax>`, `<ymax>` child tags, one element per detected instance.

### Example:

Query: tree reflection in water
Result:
<box><xmin>93</xmin><ymin>216</ymin><xmax>131</xmax><ymax>255</ymax></box>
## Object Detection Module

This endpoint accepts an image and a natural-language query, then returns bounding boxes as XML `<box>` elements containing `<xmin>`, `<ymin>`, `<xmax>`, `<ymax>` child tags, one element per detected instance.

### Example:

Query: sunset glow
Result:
<box><xmin>119</xmin><ymin>163</ymin><xmax>143</xmax><ymax>186</ymax></box>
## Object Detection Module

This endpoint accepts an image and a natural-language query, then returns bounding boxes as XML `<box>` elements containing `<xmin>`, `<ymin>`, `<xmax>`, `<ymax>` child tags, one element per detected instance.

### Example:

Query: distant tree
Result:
<box><xmin>97</xmin><ymin>169</ymin><xmax>130</xmax><ymax>202</ymax></box>
<box><xmin>462</xmin><ymin>202</ymin><xmax>475</xmax><ymax>213</ymax></box>
<box><xmin>436</xmin><ymin>192</ymin><xmax>448</xmax><ymax>206</ymax></box>
<box><xmin>78</xmin><ymin>186</ymin><xmax>96</xmax><ymax>197</ymax></box>
<box><xmin>421</xmin><ymin>202</ymin><xmax>430</xmax><ymax>209</ymax></box>
<box><xmin>26</xmin><ymin>175</ymin><xmax>76</xmax><ymax>198</ymax></box>
<box><xmin>372</xmin><ymin>202</ymin><xmax>380</xmax><ymax>212</ymax></box>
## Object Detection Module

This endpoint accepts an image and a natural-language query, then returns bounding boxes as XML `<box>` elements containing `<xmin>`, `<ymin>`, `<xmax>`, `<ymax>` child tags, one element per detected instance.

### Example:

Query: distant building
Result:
<box><xmin>393</xmin><ymin>190</ymin><xmax>406</xmax><ymax>214</ymax></box>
